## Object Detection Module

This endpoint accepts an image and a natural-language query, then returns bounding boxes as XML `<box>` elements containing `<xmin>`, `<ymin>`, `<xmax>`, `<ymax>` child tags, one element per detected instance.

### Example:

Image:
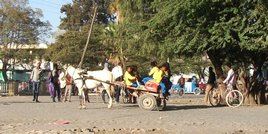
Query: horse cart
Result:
<box><xmin>65</xmin><ymin>65</ymin><xmax>167</xmax><ymax>111</ymax></box>
<box><xmin>86</xmin><ymin>76</ymin><xmax>167</xmax><ymax>111</ymax></box>
<box><xmin>123</xmin><ymin>81</ymin><xmax>167</xmax><ymax>111</ymax></box>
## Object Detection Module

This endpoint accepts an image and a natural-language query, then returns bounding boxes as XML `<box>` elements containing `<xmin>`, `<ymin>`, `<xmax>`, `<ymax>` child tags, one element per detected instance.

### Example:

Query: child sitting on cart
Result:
<box><xmin>142</xmin><ymin>61</ymin><xmax>159</xmax><ymax>84</ymax></box>
<box><xmin>142</xmin><ymin>63</ymin><xmax>170</xmax><ymax>98</ymax></box>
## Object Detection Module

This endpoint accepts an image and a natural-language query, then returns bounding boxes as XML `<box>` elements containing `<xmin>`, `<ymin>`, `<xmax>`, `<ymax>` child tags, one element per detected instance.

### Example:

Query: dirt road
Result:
<box><xmin>0</xmin><ymin>95</ymin><xmax>268</xmax><ymax>134</ymax></box>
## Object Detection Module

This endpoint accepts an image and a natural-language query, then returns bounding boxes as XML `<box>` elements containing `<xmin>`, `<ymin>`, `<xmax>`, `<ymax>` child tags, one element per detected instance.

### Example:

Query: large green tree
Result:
<box><xmin>146</xmin><ymin>0</ymin><xmax>268</xmax><ymax>76</ymax></box>
<box><xmin>144</xmin><ymin>0</ymin><xmax>268</xmax><ymax>104</ymax></box>
<box><xmin>0</xmin><ymin>0</ymin><xmax>51</xmax><ymax>81</ymax></box>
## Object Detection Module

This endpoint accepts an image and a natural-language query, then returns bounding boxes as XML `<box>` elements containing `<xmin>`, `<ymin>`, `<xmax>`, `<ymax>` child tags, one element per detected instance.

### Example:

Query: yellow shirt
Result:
<box><xmin>124</xmin><ymin>71</ymin><xmax>136</xmax><ymax>86</ymax></box>
<box><xmin>153</xmin><ymin>70</ymin><xmax>164</xmax><ymax>84</ymax></box>
<box><xmin>148</xmin><ymin>67</ymin><xmax>159</xmax><ymax>77</ymax></box>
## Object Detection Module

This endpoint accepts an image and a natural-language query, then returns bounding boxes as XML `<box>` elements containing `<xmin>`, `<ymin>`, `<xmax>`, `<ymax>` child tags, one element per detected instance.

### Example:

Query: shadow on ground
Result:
<box><xmin>164</xmin><ymin>104</ymin><xmax>225</xmax><ymax>111</ymax></box>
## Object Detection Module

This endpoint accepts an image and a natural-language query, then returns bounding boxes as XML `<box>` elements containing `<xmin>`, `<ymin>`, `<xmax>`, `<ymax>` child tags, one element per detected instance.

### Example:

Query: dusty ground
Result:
<box><xmin>0</xmin><ymin>95</ymin><xmax>268</xmax><ymax>134</ymax></box>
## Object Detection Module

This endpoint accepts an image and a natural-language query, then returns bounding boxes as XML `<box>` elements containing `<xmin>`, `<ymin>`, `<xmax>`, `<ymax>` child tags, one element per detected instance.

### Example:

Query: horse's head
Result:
<box><xmin>65</xmin><ymin>65</ymin><xmax>87</xmax><ymax>80</ymax></box>
<box><xmin>76</xmin><ymin>68</ymin><xmax>86</xmax><ymax>74</ymax></box>
<box><xmin>65</xmin><ymin>65</ymin><xmax>78</xmax><ymax>76</ymax></box>
<box><xmin>62</xmin><ymin>64</ymin><xmax>69</xmax><ymax>71</ymax></box>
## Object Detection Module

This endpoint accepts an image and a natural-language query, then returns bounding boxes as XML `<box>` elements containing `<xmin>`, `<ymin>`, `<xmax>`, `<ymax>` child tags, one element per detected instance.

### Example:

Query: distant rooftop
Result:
<box><xmin>0</xmin><ymin>43</ymin><xmax>48</xmax><ymax>49</ymax></box>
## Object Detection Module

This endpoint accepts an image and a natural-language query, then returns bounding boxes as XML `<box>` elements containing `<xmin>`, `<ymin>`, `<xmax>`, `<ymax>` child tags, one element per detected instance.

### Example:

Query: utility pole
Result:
<box><xmin>78</xmin><ymin>2</ymin><xmax>98</xmax><ymax>68</ymax></box>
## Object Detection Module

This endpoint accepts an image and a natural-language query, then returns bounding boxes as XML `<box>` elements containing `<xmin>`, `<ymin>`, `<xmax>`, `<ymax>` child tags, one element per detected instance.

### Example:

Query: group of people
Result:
<box><xmin>30</xmin><ymin>62</ymin><xmax>73</xmax><ymax>103</ymax></box>
<box><xmin>108</xmin><ymin>60</ymin><xmax>173</xmax><ymax>104</ymax></box>
<box><xmin>29</xmin><ymin>58</ymin><xmax>239</xmax><ymax>106</ymax></box>
<box><xmin>142</xmin><ymin>61</ymin><xmax>172</xmax><ymax>97</ymax></box>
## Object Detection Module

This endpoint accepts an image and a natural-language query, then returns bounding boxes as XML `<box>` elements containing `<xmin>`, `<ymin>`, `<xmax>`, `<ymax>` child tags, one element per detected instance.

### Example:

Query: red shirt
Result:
<box><xmin>66</xmin><ymin>74</ymin><xmax>72</xmax><ymax>85</ymax></box>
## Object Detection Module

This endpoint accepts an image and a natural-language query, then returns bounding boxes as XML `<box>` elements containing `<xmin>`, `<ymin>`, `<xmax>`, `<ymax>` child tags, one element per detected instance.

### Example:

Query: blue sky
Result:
<box><xmin>28</xmin><ymin>0</ymin><xmax>72</xmax><ymax>43</ymax></box>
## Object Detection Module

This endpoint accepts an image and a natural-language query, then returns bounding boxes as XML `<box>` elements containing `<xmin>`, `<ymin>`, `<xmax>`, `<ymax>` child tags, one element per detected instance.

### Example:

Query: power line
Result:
<box><xmin>42</xmin><ymin>0</ymin><xmax>70</xmax><ymax>7</ymax></box>
<box><xmin>30</xmin><ymin>0</ymin><xmax>61</xmax><ymax>9</ymax></box>
<box><xmin>37</xmin><ymin>8</ymin><xmax>60</xmax><ymax>15</ymax></box>
<box><xmin>29</xmin><ymin>0</ymin><xmax>65</xmax><ymax>15</ymax></box>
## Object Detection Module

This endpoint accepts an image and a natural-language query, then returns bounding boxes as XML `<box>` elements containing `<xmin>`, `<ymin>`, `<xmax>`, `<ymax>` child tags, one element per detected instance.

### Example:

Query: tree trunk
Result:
<box><xmin>244</xmin><ymin>92</ymin><xmax>257</xmax><ymax>105</ymax></box>
<box><xmin>236</xmin><ymin>69</ymin><xmax>256</xmax><ymax>105</ymax></box>
<box><xmin>118</xmin><ymin>41</ymin><xmax>126</xmax><ymax>72</ymax></box>
<box><xmin>247</xmin><ymin>55</ymin><xmax>267</xmax><ymax>105</ymax></box>
<box><xmin>206</xmin><ymin>50</ymin><xmax>224</xmax><ymax>78</ymax></box>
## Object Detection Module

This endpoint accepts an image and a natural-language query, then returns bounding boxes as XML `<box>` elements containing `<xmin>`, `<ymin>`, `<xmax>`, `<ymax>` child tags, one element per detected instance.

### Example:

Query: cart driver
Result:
<box><xmin>124</xmin><ymin>66</ymin><xmax>137</xmax><ymax>87</ymax></box>
<box><xmin>124</xmin><ymin>66</ymin><xmax>138</xmax><ymax>103</ymax></box>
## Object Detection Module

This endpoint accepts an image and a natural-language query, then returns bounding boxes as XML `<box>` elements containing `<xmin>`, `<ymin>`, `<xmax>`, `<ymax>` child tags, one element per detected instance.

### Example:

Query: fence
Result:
<box><xmin>0</xmin><ymin>69</ymin><xmax>52</xmax><ymax>96</ymax></box>
<box><xmin>0</xmin><ymin>82</ymin><xmax>8</xmax><ymax>96</ymax></box>
<box><xmin>0</xmin><ymin>80</ymin><xmax>48</xmax><ymax>96</ymax></box>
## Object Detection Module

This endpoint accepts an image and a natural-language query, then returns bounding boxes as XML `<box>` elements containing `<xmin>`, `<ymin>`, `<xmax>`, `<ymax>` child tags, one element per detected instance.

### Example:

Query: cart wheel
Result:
<box><xmin>155</xmin><ymin>98</ymin><xmax>166</xmax><ymax>111</ymax></box>
<box><xmin>101</xmin><ymin>90</ymin><xmax>109</xmax><ymax>104</ymax></box>
<box><xmin>226</xmin><ymin>90</ymin><xmax>243</xmax><ymax>108</ymax></box>
<box><xmin>208</xmin><ymin>88</ymin><xmax>221</xmax><ymax>107</ymax></box>
<box><xmin>138</xmin><ymin>94</ymin><xmax>157</xmax><ymax>111</ymax></box>
<box><xmin>178</xmin><ymin>88</ymin><xmax>184</xmax><ymax>96</ymax></box>
<box><xmin>194</xmin><ymin>88</ymin><xmax>201</xmax><ymax>95</ymax></box>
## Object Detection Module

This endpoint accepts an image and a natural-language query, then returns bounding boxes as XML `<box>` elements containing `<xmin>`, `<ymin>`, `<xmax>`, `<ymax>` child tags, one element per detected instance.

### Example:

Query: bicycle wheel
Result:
<box><xmin>194</xmin><ymin>87</ymin><xmax>201</xmax><ymax>95</ymax></box>
<box><xmin>208</xmin><ymin>88</ymin><xmax>221</xmax><ymax>106</ymax></box>
<box><xmin>178</xmin><ymin>88</ymin><xmax>184</xmax><ymax>96</ymax></box>
<box><xmin>226</xmin><ymin>90</ymin><xmax>243</xmax><ymax>108</ymax></box>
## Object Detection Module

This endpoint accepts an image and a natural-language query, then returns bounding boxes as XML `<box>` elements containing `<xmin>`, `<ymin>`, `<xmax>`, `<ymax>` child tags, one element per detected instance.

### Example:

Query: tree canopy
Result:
<box><xmin>0</xmin><ymin>0</ymin><xmax>51</xmax><ymax>46</ymax></box>
<box><xmin>144</xmin><ymin>0</ymin><xmax>268</xmax><ymax>76</ymax></box>
<box><xmin>45</xmin><ymin>0</ymin><xmax>268</xmax><ymax>104</ymax></box>
<box><xmin>46</xmin><ymin>0</ymin><xmax>113</xmax><ymax>68</ymax></box>
<box><xmin>48</xmin><ymin>0</ymin><xmax>268</xmax><ymax>76</ymax></box>
<box><xmin>0</xmin><ymin>0</ymin><xmax>51</xmax><ymax>80</ymax></box>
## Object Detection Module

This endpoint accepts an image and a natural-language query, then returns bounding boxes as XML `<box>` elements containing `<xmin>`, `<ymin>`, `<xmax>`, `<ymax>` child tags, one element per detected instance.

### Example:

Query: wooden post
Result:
<box><xmin>78</xmin><ymin>4</ymin><xmax>98</xmax><ymax>68</ymax></box>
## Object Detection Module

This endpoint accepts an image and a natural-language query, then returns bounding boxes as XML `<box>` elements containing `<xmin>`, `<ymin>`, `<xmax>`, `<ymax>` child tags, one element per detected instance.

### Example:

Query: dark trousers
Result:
<box><xmin>115</xmin><ymin>85</ymin><xmax>121</xmax><ymax>102</ymax></box>
<box><xmin>53</xmin><ymin>83</ymin><xmax>61</xmax><ymax>101</ymax></box>
<box><xmin>115</xmin><ymin>76</ymin><xmax>123</xmax><ymax>103</ymax></box>
<box><xmin>32</xmin><ymin>81</ymin><xmax>40</xmax><ymax>101</ymax></box>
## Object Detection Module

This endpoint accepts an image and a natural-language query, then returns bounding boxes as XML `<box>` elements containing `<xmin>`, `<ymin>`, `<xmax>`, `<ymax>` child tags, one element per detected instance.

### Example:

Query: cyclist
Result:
<box><xmin>223</xmin><ymin>63</ymin><xmax>236</xmax><ymax>90</ymax></box>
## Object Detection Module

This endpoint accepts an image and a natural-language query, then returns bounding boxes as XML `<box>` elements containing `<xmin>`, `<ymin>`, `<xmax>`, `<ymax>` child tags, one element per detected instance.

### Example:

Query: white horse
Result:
<box><xmin>65</xmin><ymin>65</ymin><xmax>114</xmax><ymax>109</ymax></box>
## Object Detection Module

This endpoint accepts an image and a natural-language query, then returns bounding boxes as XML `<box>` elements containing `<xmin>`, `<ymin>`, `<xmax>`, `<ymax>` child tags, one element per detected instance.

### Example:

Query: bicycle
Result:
<box><xmin>208</xmin><ymin>82</ymin><xmax>244</xmax><ymax>108</ymax></box>
<box><xmin>169</xmin><ymin>84</ymin><xmax>184</xmax><ymax>97</ymax></box>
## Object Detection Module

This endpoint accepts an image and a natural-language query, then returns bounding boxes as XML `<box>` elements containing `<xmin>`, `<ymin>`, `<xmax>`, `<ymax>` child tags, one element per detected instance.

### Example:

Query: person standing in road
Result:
<box><xmin>30</xmin><ymin>62</ymin><xmax>42</xmax><ymax>103</ymax></box>
<box><xmin>111</xmin><ymin>62</ymin><xmax>123</xmax><ymax>104</ymax></box>
<box><xmin>64</xmin><ymin>73</ymin><xmax>73</xmax><ymax>102</ymax></box>
<box><xmin>52</xmin><ymin>63</ymin><xmax>61</xmax><ymax>102</ymax></box>
<box><xmin>204</xmin><ymin>66</ymin><xmax>216</xmax><ymax>104</ymax></box>
<box><xmin>47</xmin><ymin>71</ymin><xmax>54</xmax><ymax>98</ymax></box>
